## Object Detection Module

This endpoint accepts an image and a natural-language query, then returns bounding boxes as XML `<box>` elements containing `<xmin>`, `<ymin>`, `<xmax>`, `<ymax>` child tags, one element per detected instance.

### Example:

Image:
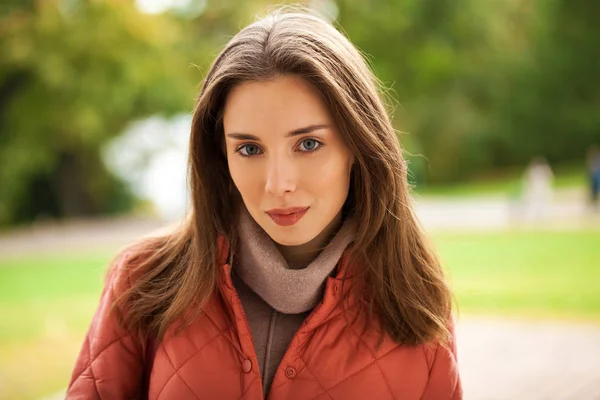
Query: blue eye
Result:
<box><xmin>238</xmin><ymin>144</ymin><xmax>262</xmax><ymax>157</ymax></box>
<box><xmin>299</xmin><ymin>139</ymin><xmax>321</xmax><ymax>152</ymax></box>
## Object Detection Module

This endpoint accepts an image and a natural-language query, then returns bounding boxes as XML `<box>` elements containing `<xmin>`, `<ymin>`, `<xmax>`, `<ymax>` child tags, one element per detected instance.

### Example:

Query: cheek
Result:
<box><xmin>228</xmin><ymin>159</ymin><xmax>261</xmax><ymax>199</ymax></box>
<box><xmin>304</xmin><ymin>153</ymin><xmax>352</xmax><ymax>198</ymax></box>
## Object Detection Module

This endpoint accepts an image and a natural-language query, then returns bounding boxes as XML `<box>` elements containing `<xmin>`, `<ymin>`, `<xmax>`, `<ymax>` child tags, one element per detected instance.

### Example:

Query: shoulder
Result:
<box><xmin>105</xmin><ymin>249</ymin><xmax>140</xmax><ymax>290</ymax></box>
<box><xmin>107</xmin><ymin>220</ymin><xmax>189</xmax><ymax>278</ymax></box>
<box><xmin>104</xmin><ymin>238</ymin><xmax>163</xmax><ymax>297</ymax></box>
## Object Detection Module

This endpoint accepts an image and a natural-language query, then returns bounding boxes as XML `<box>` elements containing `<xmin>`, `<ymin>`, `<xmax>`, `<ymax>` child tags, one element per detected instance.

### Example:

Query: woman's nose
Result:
<box><xmin>264</xmin><ymin>156</ymin><xmax>297</xmax><ymax>196</ymax></box>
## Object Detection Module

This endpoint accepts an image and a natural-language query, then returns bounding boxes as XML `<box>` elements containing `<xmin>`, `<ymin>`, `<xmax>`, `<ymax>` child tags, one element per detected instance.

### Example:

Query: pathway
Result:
<box><xmin>456</xmin><ymin>317</ymin><xmax>600</xmax><ymax>399</ymax></box>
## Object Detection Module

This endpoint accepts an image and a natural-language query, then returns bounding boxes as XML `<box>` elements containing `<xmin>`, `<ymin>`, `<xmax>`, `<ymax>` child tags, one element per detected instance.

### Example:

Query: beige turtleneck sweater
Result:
<box><xmin>231</xmin><ymin>208</ymin><xmax>355</xmax><ymax>396</ymax></box>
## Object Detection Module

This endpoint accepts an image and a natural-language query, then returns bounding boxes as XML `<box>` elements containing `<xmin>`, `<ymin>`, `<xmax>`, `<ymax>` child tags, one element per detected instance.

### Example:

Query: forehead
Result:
<box><xmin>222</xmin><ymin>75</ymin><xmax>333</xmax><ymax>136</ymax></box>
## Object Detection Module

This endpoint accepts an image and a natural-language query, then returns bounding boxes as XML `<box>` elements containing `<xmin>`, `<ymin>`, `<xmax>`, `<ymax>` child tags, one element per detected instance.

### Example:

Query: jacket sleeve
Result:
<box><xmin>66</xmin><ymin>253</ymin><xmax>145</xmax><ymax>400</ymax></box>
<box><xmin>421</xmin><ymin>319</ymin><xmax>462</xmax><ymax>400</ymax></box>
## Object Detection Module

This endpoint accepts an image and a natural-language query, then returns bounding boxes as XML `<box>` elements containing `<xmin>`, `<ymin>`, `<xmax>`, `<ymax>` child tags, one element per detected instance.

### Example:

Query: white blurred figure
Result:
<box><xmin>521</xmin><ymin>156</ymin><xmax>554</xmax><ymax>223</ymax></box>
<box><xmin>103</xmin><ymin>115</ymin><xmax>191</xmax><ymax>221</ymax></box>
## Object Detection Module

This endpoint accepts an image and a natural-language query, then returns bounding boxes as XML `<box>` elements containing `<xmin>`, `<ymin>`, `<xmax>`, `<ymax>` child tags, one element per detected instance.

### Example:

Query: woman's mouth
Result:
<box><xmin>266</xmin><ymin>206</ymin><xmax>309</xmax><ymax>226</ymax></box>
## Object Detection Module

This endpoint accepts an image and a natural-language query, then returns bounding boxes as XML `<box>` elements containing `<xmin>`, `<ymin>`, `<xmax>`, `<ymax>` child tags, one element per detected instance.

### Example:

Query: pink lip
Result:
<box><xmin>266</xmin><ymin>206</ymin><xmax>309</xmax><ymax>227</ymax></box>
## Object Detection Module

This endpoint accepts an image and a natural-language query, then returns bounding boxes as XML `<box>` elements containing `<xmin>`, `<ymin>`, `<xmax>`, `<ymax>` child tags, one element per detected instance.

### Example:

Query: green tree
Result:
<box><xmin>491</xmin><ymin>0</ymin><xmax>600</xmax><ymax>166</ymax></box>
<box><xmin>336</xmin><ymin>0</ymin><xmax>498</xmax><ymax>182</ymax></box>
<box><xmin>0</xmin><ymin>0</ymin><xmax>197</xmax><ymax>225</ymax></box>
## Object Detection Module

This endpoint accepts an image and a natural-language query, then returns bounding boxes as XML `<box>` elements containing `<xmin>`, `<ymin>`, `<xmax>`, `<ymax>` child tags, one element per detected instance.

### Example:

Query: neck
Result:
<box><xmin>233</xmin><ymin>206</ymin><xmax>356</xmax><ymax>314</ymax></box>
<box><xmin>275</xmin><ymin>211</ymin><xmax>343</xmax><ymax>270</ymax></box>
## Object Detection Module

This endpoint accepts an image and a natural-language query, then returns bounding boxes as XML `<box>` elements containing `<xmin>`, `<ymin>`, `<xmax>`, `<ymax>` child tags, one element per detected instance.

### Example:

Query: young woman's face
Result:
<box><xmin>223</xmin><ymin>75</ymin><xmax>354</xmax><ymax>246</ymax></box>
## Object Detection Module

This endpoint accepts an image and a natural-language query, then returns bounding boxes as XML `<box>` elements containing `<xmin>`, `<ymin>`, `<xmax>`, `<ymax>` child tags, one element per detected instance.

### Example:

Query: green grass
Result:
<box><xmin>414</xmin><ymin>164</ymin><xmax>587</xmax><ymax>197</ymax></box>
<box><xmin>434</xmin><ymin>229</ymin><xmax>600</xmax><ymax>319</ymax></box>
<box><xmin>0</xmin><ymin>252</ymin><xmax>113</xmax><ymax>340</ymax></box>
<box><xmin>1</xmin><ymin>229</ymin><xmax>599</xmax><ymax>399</ymax></box>
<box><xmin>0</xmin><ymin>252</ymin><xmax>113</xmax><ymax>400</ymax></box>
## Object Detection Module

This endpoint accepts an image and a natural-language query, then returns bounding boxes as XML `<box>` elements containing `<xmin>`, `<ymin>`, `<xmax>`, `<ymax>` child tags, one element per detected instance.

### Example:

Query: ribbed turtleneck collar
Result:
<box><xmin>233</xmin><ymin>207</ymin><xmax>355</xmax><ymax>314</ymax></box>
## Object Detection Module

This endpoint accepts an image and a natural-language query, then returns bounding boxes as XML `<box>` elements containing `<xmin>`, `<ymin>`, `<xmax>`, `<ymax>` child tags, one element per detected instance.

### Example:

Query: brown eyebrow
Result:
<box><xmin>226</xmin><ymin>124</ymin><xmax>330</xmax><ymax>141</ymax></box>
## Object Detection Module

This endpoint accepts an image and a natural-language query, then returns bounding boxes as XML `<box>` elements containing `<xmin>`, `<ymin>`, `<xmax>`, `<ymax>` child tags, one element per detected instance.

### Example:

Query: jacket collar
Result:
<box><xmin>216</xmin><ymin>233</ymin><xmax>359</xmax><ymax>327</ymax></box>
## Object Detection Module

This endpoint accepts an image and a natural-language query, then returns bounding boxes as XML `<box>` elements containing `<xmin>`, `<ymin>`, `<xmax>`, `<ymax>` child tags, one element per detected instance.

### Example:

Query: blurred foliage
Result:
<box><xmin>1</xmin><ymin>0</ymin><xmax>599</xmax><ymax>225</ymax></box>
<box><xmin>489</xmin><ymin>0</ymin><xmax>600</xmax><ymax>166</ymax></box>
<box><xmin>0</xmin><ymin>0</ymin><xmax>197</xmax><ymax>225</ymax></box>
<box><xmin>336</xmin><ymin>0</ymin><xmax>600</xmax><ymax>183</ymax></box>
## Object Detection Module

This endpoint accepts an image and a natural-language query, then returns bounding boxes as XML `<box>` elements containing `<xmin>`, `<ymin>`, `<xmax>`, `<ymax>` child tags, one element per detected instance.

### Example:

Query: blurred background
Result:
<box><xmin>0</xmin><ymin>0</ymin><xmax>599</xmax><ymax>399</ymax></box>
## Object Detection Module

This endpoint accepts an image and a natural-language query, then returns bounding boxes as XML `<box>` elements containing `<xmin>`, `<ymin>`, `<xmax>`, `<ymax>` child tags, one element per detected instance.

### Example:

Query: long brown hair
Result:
<box><xmin>113</xmin><ymin>7</ymin><xmax>454</xmax><ymax>347</ymax></box>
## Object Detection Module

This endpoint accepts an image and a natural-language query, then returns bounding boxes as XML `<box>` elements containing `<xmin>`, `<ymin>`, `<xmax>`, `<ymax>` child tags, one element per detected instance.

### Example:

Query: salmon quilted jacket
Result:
<box><xmin>67</xmin><ymin>239</ymin><xmax>462</xmax><ymax>399</ymax></box>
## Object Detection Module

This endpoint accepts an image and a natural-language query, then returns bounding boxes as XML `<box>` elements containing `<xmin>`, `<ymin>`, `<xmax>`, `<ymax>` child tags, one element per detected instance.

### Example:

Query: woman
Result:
<box><xmin>67</xmin><ymin>8</ymin><xmax>461</xmax><ymax>400</ymax></box>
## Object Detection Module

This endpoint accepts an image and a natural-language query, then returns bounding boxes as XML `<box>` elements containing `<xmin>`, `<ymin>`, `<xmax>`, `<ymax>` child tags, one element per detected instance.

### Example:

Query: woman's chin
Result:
<box><xmin>263</xmin><ymin>225</ymin><xmax>316</xmax><ymax>247</ymax></box>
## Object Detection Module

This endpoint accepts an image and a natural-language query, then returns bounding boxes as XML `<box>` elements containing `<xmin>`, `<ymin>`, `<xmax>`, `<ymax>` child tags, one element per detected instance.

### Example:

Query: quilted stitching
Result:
<box><xmin>92</xmin><ymin>333</ymin><xmax>137</xmax><ymax>363</ymax></box>
<box><xmin>278</xmin><ymin>307</ymin><xmax>403</xmax><ymax>399</ymax></box>
<box><xmin>204</xmin><ymin>304</ymin><xmax>245</xmax><ymax>358</ymax></box>
<box><xmin>70</xmin><ymin>294</ymin><xmax>138</xmax><ymax>394</ymax></box>
<box><xmin>302</xmin><ymin>341</ymin><xmax>401</xmax><ymax>399</ymax></box>
<box><xmin>69</xmin><ymin>329</ymin><xmax>141</xmax><ymax>399</ymax></box>
<box><xmin>68</xmin><ymin>336</ymin><xmax>93</xmax><ymax>391</ymax></box>
<box><xmin>87</xmin><ymin>335</ymin><xmax>101</xmax><ymax>399</ymax></box>
<box><xmin>349</xmin><ymin>325</ymin><xmax>395</xmax><ymax>398</ymax></box>
<box><xmin>155</xmin><ymin>330</ymin><xmax>225</xmax><ymax>399</ymax></box>
<box><xmin>204</xmin><ymin>299</ymin><xmax>265</xmax><ymax>382</ymax></box>
<box><xmin>300</xmin><ymin>362</ymin><xmax>334</xmax><ymax>400</ymax></box>
<box><xmin>82</xmin><ymin>336</ymin><xmax>101</xmax><ymax>399</ymax></box>
<box><xmin>157</xmin><ymin>346</ymin><xmax>201</xmax><ymax>400</ymax></box>
<box><xmin>82</xmin><ymin>334</ymin><xmax>140</xmax><ymax>397</ymax></box>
